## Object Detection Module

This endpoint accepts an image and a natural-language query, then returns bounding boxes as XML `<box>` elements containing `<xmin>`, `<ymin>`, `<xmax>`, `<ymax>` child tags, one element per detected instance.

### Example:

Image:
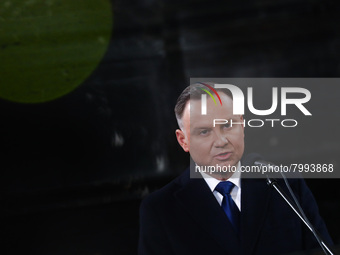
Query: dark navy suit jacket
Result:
<box><xmin>139</xmin><ymin>164</ymin><xmax>333</xmax><ymax>255</ymax></box>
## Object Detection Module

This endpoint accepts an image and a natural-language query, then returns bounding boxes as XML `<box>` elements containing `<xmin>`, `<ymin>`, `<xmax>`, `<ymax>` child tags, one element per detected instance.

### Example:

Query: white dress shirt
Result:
<box><xmin>200</xmin><ymin>161</ymin><xmax>242</xmax><ymax>211</ymax></box>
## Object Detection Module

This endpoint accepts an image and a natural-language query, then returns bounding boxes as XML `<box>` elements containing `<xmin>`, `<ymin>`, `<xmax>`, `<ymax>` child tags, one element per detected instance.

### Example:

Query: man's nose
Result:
<box><xmin>214</xmin><ymin>132</ymin><xmax>228</xmax><ymax>147</ymax></box>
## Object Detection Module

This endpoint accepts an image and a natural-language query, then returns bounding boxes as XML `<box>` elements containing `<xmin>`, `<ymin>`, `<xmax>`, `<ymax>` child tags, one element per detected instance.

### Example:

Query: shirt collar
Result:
<box><xmin>200</xmin><ymin>161</ymin><xmax>241</xmax><ymax>192</ymax></box>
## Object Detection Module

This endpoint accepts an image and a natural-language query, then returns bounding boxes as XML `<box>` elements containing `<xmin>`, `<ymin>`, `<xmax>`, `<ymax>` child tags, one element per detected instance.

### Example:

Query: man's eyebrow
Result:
<box><xmin>191</xmin><ymin>126</ymin><xmax>212</xmax><ymax>131</ymax></box>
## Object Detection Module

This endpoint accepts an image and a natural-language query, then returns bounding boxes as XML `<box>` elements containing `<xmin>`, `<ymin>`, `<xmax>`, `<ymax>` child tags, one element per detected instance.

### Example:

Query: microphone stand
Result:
<box><xmin>266</xmin><ymin>177</ymin><xmax>335</xmax><ymax>255</ymax></box>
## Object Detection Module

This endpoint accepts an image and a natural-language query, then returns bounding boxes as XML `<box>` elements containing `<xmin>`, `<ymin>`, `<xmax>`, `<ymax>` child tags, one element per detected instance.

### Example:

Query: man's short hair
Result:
<box><xmin>174</xmin><ymin>82</ymin><xmax>233</xmax><ymax>127</ymax></box>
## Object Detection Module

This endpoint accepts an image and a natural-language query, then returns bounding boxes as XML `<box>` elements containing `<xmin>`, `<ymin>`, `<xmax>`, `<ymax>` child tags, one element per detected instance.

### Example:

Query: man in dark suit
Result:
<box><xmin>138</xmin><ymin>83</ymin><xmax>333</xmax><ymax>255</ymax></box>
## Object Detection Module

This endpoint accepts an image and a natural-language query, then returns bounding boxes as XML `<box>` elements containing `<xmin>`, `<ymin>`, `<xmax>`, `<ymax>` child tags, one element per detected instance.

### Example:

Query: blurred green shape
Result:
<box><xmin>0</xmin><ymin>0</ymin><xmax>112</xmax><ymax>103</ymax></box>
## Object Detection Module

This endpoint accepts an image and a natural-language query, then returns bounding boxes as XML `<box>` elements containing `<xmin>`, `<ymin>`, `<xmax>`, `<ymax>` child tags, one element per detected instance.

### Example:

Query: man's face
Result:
<box><xmin>176</xmin><ymin>92</ymin><xmax>245</xmax><ymax>174</ymax></box>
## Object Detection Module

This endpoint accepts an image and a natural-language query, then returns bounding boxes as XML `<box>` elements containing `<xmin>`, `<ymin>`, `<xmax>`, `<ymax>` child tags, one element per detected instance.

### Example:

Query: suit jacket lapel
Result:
<box><xmin>174</xmin><ymin>171</ymin><xmax>240</xmax><ymax>254</ymax></box>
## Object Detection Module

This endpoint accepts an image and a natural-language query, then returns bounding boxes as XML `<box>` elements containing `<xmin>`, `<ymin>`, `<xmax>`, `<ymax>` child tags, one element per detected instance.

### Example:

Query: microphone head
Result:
<box><xmin>242</xmin><ymin>153</ymin><xmax>264</xmax><ymax>166</ymax></box>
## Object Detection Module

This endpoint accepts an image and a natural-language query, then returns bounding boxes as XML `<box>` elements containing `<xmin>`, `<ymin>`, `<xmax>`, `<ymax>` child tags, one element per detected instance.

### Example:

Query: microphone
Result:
<box><xmin>242</xmin><ymin>153</ymin><xmax>264</xmax><ymax>167</ymax></box>
<box><xmin>244</xmin><ymin>153</ymin><xmax>335</xmax><ymax>255</ymax></box>
<box><xmin>253</xmin><ymin>156</ymin><xmax>284</xmax><ymax>183</ymax></box>
<box><xmin>243</xmin><ymin>153</ymin><xmax>280</xmax><ymax>179</ymax></box>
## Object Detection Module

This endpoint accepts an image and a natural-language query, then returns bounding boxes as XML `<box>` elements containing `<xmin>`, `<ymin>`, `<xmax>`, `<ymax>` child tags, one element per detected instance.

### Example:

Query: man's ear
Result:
<box><xmin>175</xmin><ymin>129</ymin><xmax>189</xmax><ymax>152</ymax></box>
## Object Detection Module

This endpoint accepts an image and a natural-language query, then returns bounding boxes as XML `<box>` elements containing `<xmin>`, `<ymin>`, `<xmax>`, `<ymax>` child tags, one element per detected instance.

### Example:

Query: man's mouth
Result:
<box><xmin>214</xmin><ymin>152</ymin><xmax>231</xmax><ymax>161</ymax></box>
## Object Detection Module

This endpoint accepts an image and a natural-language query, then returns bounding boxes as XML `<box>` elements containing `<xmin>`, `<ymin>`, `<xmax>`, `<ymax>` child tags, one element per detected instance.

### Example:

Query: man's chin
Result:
<box><xmin>214</xmin><ymin>160</ymin><xmax>238</xmax><ymax>169</ymax></box>
<box><xmin>194</xmin><ymin>162</ymin><xmax>238</xmax><ymax>178</ymax></box>
<box><xmin>208</xmin><ymin>171</ymin><xmax>234</xmax><ymax>180</ymax></box>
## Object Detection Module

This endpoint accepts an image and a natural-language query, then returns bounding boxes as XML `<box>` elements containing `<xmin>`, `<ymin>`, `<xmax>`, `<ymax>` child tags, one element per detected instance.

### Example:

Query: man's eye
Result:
<box><xmin>200</xmin><ymin>129</ymin><xmax>209</xmax><ymax>135</ymax></box>
<box><xmin>223</xmin><ymin>123</ymin><xmax>231</xmax><ymax>129</ymax></box>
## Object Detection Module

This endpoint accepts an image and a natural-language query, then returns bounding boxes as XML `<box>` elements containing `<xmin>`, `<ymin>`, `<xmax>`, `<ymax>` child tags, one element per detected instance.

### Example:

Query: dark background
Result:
<box><xmin>2</xmin><ymin>0</ymin><xmax>340</xmax><ymax>254</ymax></box>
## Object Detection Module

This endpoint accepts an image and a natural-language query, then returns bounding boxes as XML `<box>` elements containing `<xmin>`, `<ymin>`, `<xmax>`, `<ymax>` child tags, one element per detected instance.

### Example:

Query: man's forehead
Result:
<box><xmin>190</xmin><ymin>117</ymin><xmax>214</xmax><ymax>129</ymax></box>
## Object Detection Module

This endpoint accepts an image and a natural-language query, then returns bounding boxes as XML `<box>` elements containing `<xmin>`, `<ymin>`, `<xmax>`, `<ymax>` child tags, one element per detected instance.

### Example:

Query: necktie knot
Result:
<box><xmin>215</xmin><ymin>181</ymin><xmax>235</xmax><ymax>196</ymax></box>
